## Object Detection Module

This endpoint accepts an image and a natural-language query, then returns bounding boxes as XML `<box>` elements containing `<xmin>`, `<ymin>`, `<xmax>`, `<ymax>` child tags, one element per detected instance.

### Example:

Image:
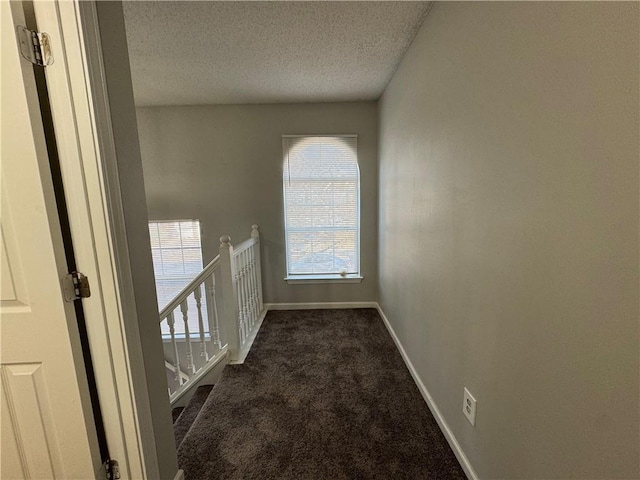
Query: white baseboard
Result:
<box><xmin>265</xmin><ymin>302</ymin><xmax>378</xmax><ymax>310</ymax></box>
<box><xmin>375</xmin><ymin>304</ymin><xmax>479</xmax><ymax>480</ymax></box>
<box><xmin>173</xmin><ymin>469</ymin><xmax>185</xmax><ymax>480</ymax></box>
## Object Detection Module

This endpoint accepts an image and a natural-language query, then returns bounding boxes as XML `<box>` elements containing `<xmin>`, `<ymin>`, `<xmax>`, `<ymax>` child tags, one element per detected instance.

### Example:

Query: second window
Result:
<box><xmin>282</xmin><ymin>135</ymin><xmax>360</xmax><ymax>281</ymax></box>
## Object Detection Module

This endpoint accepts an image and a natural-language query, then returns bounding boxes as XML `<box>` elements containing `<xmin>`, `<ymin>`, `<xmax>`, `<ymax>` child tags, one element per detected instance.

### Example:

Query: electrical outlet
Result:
<box><xmin>463</xmin><ymin>387</ymin><xmax>477</xmax><ymax>426</ymax></box>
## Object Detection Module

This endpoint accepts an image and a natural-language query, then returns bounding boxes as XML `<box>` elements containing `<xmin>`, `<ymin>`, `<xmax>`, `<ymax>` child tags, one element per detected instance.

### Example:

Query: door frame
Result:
<box><xmin>31</xmin><ymin>1</ymin><xmax>173</xmax><ymax>478</ymax></box>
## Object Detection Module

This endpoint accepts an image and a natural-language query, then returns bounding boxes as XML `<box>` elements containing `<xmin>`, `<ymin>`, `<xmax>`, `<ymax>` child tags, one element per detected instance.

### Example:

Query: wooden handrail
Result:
<box><xmin>159</xmin><ymin>255</ymin><xmax>221</xmax><ymax>321</ymax></box>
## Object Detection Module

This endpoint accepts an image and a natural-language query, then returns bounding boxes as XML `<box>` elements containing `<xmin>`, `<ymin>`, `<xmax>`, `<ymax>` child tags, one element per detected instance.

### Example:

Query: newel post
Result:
<box><xmin>251</xmin><ymin>225</ymin><xmax>264</xmax><ymax>312</ymax></box>
<box><xmin>219</xmin><ymin>235</ymin><xmax>240</xmax><ymax>362</ymax></box>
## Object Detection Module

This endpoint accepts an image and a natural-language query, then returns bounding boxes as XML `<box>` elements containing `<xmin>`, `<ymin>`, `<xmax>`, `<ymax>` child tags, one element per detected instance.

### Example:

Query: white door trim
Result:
<box><xmin>32</xmin><ymin>1</ymin><xmax>160</xmax><ymax>478</ymax></box>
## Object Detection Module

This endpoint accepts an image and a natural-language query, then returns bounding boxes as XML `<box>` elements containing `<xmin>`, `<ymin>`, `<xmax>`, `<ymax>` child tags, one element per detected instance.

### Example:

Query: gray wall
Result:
<box><xmin>136</xmin><ymin>103</ymin><xmax>378</xmax><ymax>304</ymax></box>
<box><xmin>96</xmin><ymin>3</ymin><xmax>178</xmax><ymax>478</ymax></box>
<box><xmin>378</xmin><ymin>2</ymin><xmax>639</xmax><ymax>479</ymax></box>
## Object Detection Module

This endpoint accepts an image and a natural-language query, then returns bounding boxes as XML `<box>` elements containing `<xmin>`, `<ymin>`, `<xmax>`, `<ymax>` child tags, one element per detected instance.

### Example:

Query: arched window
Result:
<box><xmin>282</xmin><ymin>135</ymin><xmax>360</xmax><ymax>281</ymax></box>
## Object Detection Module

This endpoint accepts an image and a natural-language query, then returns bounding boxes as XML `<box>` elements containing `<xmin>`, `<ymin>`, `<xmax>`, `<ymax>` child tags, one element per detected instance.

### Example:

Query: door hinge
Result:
<box><xmin>16</xmin><ymin>26</ymin><xmax>53</xmax><ymax>67</ymax></box>
<box><xmin>62</xmin><ymin>272</ymin><xmax>91</xmax><ymax>302</ymax></box>
<box><xmin>105</xmin><ymin>459</ymin><xmax>120</xmax><ymax>480</ymax></box>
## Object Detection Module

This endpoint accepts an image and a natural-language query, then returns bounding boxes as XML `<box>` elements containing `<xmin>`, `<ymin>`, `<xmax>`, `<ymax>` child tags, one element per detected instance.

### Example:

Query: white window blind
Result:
<box><xmin>149</xmin><ymin>220</ymin><xmax>206</xmax><ymax>336</ymax></box>
<box><xmin>283</xmin><ymin>135</ymin><xmax>359</xmax><ymax>277</ymax></box>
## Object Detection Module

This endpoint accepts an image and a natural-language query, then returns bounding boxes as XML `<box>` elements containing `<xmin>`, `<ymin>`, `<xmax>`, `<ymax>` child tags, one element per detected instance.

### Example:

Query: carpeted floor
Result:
<box><xmin>177</xmin><ymin>309</ymin><xmax>466</xmax><ymax>479</ymax></box>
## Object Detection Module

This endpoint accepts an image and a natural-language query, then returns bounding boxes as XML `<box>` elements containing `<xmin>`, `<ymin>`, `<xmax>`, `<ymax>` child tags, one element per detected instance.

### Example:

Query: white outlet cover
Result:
<box><xmin>463</xmin><ymin>387</ymin><xmax>477</xmax><ymax>426</ymax></box>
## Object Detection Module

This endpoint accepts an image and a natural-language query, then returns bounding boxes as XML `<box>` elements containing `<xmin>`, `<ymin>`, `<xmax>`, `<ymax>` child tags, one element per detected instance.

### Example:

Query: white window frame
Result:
<box><xmin>282</xmin><ymin>134</ymin><xmax>363</xmax><ymax>284</ymax></box>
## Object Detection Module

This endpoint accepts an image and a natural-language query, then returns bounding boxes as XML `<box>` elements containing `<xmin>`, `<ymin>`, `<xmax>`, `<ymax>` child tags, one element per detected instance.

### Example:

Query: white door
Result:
<box><xmin>0</xmin><ymin>2</ymin><xmax>102</xmax><ymax>478</ymax></box>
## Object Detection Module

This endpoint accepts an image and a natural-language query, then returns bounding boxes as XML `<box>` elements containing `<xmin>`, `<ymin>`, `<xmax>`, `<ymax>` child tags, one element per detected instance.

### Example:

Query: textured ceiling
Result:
<box><xmin>122</xmin><ymin>1</ymin><xmax>431</xmax><ymax>106</ymax></box>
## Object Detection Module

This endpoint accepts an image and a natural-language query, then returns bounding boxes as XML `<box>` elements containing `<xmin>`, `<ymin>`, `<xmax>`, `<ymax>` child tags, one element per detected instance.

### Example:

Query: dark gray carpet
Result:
<box><xmin>172</xmin><ymin>406</ymin><xmax>184</xmax><ymax>424</ymax></box>
<box><xmin>174</xmin><ymin>385</ymin><xmax>215</xmax><ymax>448</ymax></box>
<box><xmin>177</xmin><ymin>309</ymin><xmax>466</xmax><ymax>479</ymax></box>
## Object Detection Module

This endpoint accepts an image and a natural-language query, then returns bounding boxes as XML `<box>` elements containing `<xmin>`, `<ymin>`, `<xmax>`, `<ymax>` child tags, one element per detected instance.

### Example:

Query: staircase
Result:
<box><xmin>172</xmin><ymin>385</ymin><xmax>214</xmax><ymax>449</ymax></box>
<box><xmin>160</xmin><ymin>225</ymin><xmax>266</xmax><ymax>404</ymax></box>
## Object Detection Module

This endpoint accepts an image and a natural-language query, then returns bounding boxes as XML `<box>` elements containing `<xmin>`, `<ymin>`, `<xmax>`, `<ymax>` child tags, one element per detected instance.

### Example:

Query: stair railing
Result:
<box><xmin>219</xmin><ymin>224</ymin><xmax>264</xmax><ymax>363</ymax></box>
<box><xmin>160</xmin><ymin>225</ymin><xmax>265</xmax><ymax>401</ymax></box>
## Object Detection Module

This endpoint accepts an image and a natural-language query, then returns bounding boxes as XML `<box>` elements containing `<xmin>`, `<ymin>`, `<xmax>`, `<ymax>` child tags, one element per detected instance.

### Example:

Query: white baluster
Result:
<box><xmin>251</xmin><ymin>225</ymin><xmax>264</xmax><ymax>312</ymax></box>
<box><xmin>241</xmin><ymin>249</ymin><xmax>251</xmax><ymax>330</ymax></box>
<box><xmin>219</xmin><ymin>235</ymin><xmax>240</xmax><ymax>362</ymax></box>
<box><xmin>236</xmin><ymin>253</ymin><xmax>247</xmax><ymax>343</ymax></box>
<box><xmin>167</xmin><ymin>312</ymin><xmax>183</xmax><ymax>385</ymax></box>
<box><xmin>180</xmin><ymin>298</ymin><xmax>195</xmax><ymax>375</ymax></box>
<box><xmin>194</xmin><ymin>283</ymin><xmax>209</xmax><ymax>361</ymax></box>
<box><xmin>242</xmin><ymin>252</ymin><xmax>250</xmax><ymax>336</ymax></box>
<box><xmin>234</xmin><ymin>261</ymin><xmax>242</xmax><ymax>344</ymax></box>
<box><xmin>252</xmin><ymin>246</ymin><xmax>259</xmax><ymax>317</ymax></box>
<box><xmin>207</xmin><ymin>275</ymin><xmax>221</xmax><ymax>349</ymax></box>
<box><xmin>244</xmin><ymin>249</ymin><xmax>254</xmax><ymax>329</ymax></box>
<box><xmin>248</xmin><ymin>245</ymin><xmax>258</xmax><ymax>321</ymax></box>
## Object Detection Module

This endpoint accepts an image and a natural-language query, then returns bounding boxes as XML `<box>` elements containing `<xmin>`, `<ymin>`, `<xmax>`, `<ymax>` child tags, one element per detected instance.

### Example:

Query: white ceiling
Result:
<box><xmin>122</xmin><ymin>1</ymin><xmax>431</xmax><ymax>106</ymax></box>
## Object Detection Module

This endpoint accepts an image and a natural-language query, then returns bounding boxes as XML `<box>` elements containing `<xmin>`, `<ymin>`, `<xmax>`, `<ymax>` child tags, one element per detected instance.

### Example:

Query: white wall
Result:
<box><xmin>136</xmin><ymin>102</ymin><xmax>378</xmax><ymax>304</ymax></box>
<box><xmin>378</xmin><ymin>2</ymin><xmax>639</xmax><ymax>479</ymax></box>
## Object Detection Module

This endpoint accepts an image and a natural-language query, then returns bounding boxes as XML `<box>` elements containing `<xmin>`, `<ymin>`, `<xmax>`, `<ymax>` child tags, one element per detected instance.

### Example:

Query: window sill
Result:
<box><xmin>285</xmin><ymin>275</ymin><xmax>363</xmax><ymax>285</ymax></box>
<box><xmin>161</xmin><ymin>333</ymin><xmax>211</xmax><ymax>343</ymax></box>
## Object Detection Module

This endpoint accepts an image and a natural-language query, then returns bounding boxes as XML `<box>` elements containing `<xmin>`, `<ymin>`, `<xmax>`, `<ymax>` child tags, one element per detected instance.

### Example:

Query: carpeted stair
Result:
<box><xmin>171</xmin><ymin>309</ymin><xmax>466</xmax><ymax>479</ymax></box>
<box><xmin>172</xmin><ymin>384</ymin><xmax>215</xmax><ymax>449</ymax></box>
<box><xmin>171</xmin><ymin>406</ymin><xmax>184</xmax><ymax>424</ymax></box>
